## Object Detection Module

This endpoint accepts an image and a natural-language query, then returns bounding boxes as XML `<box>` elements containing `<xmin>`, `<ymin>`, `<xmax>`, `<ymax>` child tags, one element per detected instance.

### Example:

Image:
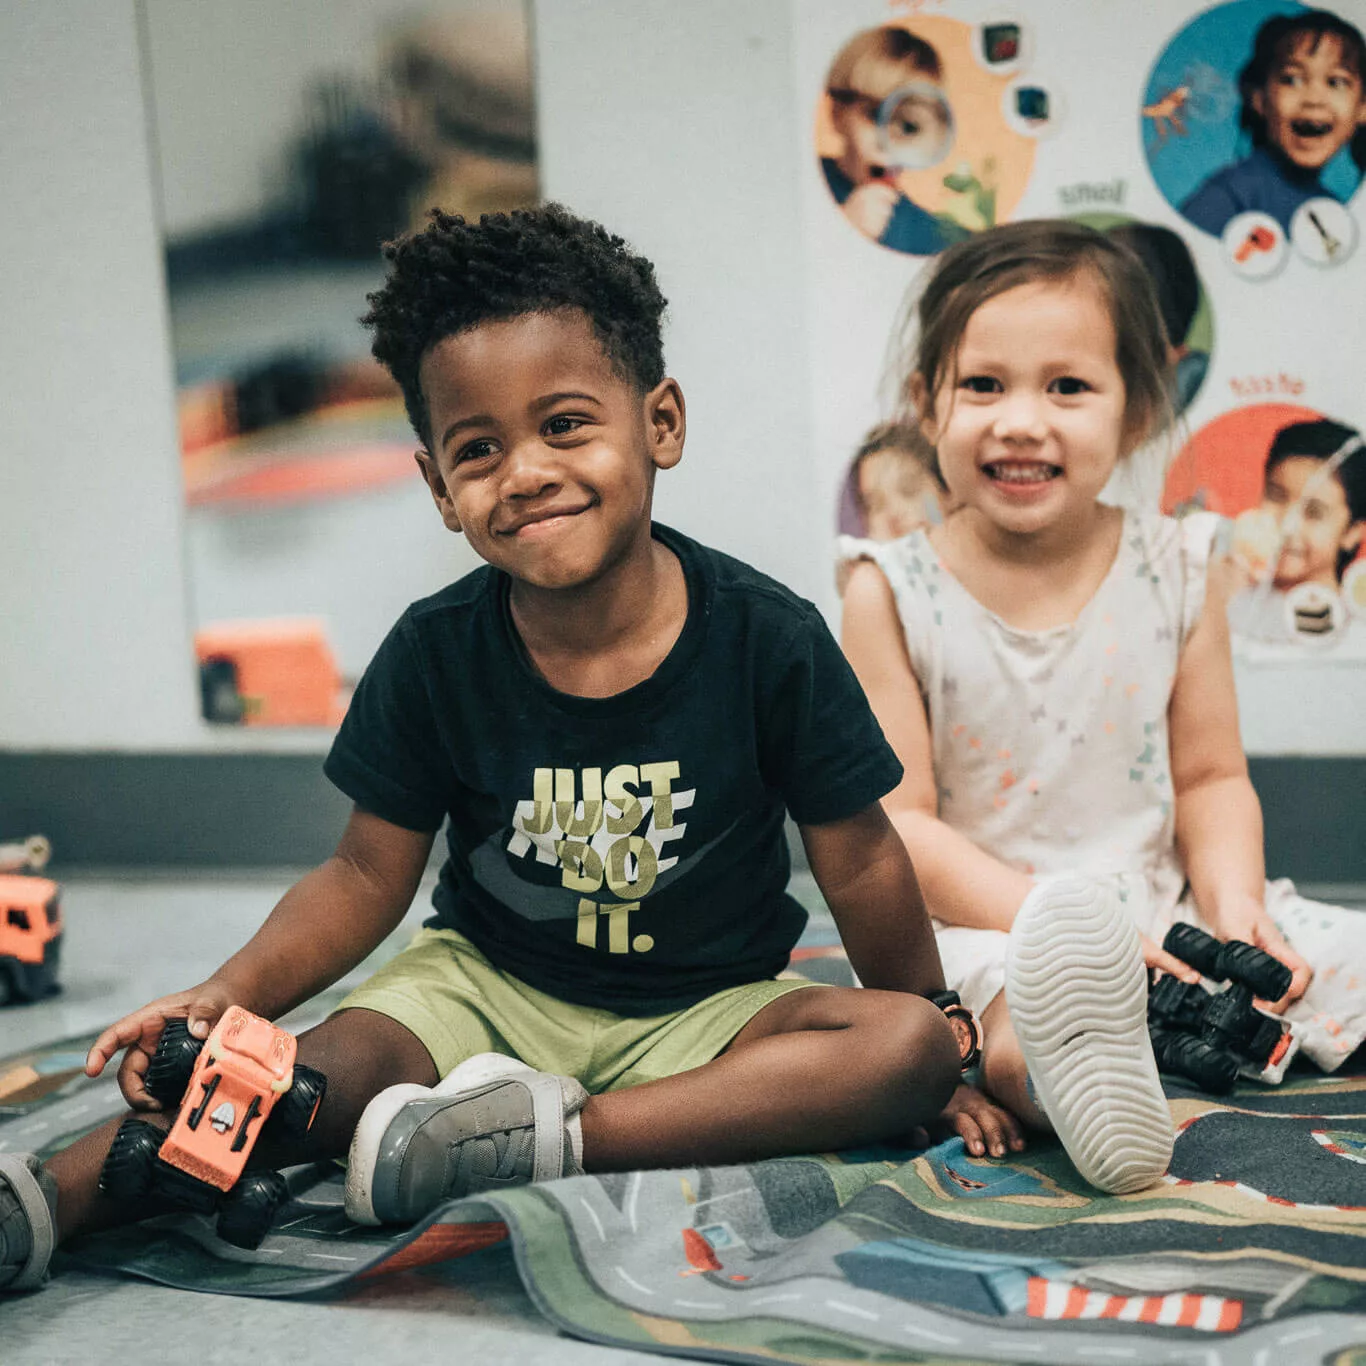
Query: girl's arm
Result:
<box><xmin>1169</xmin><ymin>559</ymin><xmax>1311</xmax><ymax>1005</ymax></box>
<box><xmin>841</xmin><ymin>560</ymin><xmax>1032</xmax><ymax>932</ymax></box>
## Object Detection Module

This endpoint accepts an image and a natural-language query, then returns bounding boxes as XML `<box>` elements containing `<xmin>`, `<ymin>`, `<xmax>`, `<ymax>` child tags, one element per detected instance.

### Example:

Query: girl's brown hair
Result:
<box><xmin>892</xmin><ymin>219</ymin><xmax>1176</xmax><ymax>452</ymax></box>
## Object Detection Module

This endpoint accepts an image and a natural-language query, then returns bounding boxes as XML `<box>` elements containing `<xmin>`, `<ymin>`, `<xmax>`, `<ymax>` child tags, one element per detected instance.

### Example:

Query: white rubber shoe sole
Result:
<box><xmin>344</xmin><ymin>1054</ymin><xmax>545</xmax><ymax>1226</ymax></box>
<box><xmin>1005</xmin><ymin>876</ymin><xmax>1174</xmax><ymax>1195</ymax></box>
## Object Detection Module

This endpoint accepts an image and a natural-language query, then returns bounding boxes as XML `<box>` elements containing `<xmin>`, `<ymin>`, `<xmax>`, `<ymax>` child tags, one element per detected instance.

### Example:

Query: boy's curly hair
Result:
<box><xmin>363</xmin><ymin>203</ymin><xmax>668</xmax><ymax>447</ymax></box>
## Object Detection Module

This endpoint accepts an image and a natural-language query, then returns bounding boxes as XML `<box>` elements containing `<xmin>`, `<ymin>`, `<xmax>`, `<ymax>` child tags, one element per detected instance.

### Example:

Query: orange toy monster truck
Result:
<box><xmin>0</xmin><ymin>840</ymin><xmax>63</xmax><ymax>1006</ymax></box>
<box><xmin>100</xmin><ymin>1007</ymin><xmax>326</xmax><ymax>1247</ymax></box>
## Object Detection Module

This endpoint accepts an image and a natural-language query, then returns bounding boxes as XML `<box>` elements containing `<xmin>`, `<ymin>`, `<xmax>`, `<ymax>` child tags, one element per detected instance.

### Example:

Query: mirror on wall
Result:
<box><xmin>140</xmin><ymin>0</ymin><xmax>538</xmax><ymax>728</ymax></box>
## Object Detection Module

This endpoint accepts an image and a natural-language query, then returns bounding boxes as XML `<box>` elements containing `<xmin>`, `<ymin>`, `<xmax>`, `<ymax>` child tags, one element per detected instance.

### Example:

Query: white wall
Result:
<box><xmin>0</xmin><ymin>0</ymin><xmax>1358</xmax><ymax>755</ymax></box>
<box><xmin>0</xmin><ymin>1</ymin><xmax>202</xmax><ymax>749</ymax></box>
<box><xmin>531</xmin><ymin>0</ymin><xmax>822</xmax><ymax>603</ymax></box>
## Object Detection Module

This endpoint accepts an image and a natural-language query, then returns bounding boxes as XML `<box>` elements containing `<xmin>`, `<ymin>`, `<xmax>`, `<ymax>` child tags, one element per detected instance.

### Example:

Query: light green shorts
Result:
<box><xmin>336</xmin><ymin>926</ymin><xmax>815</xmax><ymax>1091</ymax></box>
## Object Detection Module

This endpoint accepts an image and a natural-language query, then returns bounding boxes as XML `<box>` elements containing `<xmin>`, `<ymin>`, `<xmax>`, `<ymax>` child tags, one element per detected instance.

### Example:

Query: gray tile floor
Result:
<box><xmin>4</xmin><ymin>872</ymin><xmax>663</xmax><ymax>1365</ymax></box>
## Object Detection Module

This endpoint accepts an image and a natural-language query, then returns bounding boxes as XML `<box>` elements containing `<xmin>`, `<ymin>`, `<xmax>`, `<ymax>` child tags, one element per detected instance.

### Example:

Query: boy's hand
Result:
<box><xmin>937</xmin><ymin>1083</ymin><xmax>1027</xmax><ymax>1159</ymax></box>
<box><xmin>85</xmin><ymin>979</ymin><xmax>240</xmax><ymax>1110</ymax></box>
<box><xmin>1206</xmin><ymin>893</ymin><xmax>1313</xmax><ymax>1012</ymax></box>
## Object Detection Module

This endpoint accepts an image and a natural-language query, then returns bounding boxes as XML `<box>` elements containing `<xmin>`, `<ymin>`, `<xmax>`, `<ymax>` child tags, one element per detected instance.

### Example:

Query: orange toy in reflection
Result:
<box><xmin>1233</xmin><ymin>224</ymin><xmax>1277</xmax><ymax>262</ymax></box>
<box><xmin>195</xmin><ymin>619</ymin><xmax>349</xmax><ymax>727</ymax></box>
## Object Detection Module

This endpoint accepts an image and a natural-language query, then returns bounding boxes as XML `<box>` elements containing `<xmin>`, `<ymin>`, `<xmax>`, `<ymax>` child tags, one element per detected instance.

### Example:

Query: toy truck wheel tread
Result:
<box><xmin>216</xmin><ymin>1169</ymin><xmax>289</xmax><ymax>1249</ymax></box>
<box><xmin>144</xmin><ymin>1018</ymin><xmax>205</xmax><ymax>1104</ymax></box>
<box><xmin>270</xmin><ymin>1064</ymin><xmax>327</xmax><ymax>1141</ymax></box>
<box><xmin>100</xmin><ymin>1118</ymin><xmax>166</xmax><ymax>1201</ymax></box>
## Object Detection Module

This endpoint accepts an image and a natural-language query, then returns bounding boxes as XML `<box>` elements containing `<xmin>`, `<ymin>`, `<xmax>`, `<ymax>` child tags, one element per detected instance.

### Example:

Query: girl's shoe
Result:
<box><xmin>1006</xmin><ymin>875</ymin><xmax>1174</xmax><ymax>1194</ymax></box>
<box><xmin>344</xmin><ymin>1054</ymin><xmax>587</xmax><ymax>1226</ymax></box>
<box><xmin>0</xmin><ymin>1153</ymin><xmax>57</xmax><ymax>1292</ymax></box>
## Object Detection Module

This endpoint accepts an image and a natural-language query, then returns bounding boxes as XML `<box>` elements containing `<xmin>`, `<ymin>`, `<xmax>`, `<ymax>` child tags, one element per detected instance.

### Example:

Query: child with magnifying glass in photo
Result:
<box><xmin>821</xmin><ymin>26</ymin><xmax>969</xmax><ymax>256</ymax></box>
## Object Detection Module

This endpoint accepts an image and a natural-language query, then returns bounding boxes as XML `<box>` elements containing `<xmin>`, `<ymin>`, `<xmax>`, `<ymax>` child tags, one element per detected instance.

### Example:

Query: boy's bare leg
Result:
<box><xmin>44</xmin><ymin>1009</ymin><xmax>436</xmax><ymax>1242</ymax></box>
<box><xmin>578</xmin><ymin>987</ymin><xmax>960</xmax><ymax>1170</ymax></box>
<box><xmin>975</xmin><ymin>991</ymin><xmax>1050</xmax><ymax>1132</ymax></box>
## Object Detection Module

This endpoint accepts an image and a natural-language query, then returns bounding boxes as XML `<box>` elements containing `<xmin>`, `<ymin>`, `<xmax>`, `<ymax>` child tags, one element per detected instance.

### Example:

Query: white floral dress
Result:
<box><xmin>845</xmin><ymin>511</ymin><xmax>1365</xmax><ymax>1071</ymax></box>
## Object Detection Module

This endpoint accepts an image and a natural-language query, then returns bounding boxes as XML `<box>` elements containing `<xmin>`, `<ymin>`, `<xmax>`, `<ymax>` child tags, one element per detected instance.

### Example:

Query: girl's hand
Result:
<box><xmin>936</xmin><ymin>1083</ymin><xmax>1027</xmax><ymax>1159</ymax></box>
<box><xmin>86</xmin><ymin>980</ymin><xmax>241</xmax><ymax>1110</ymax></box>
<box><xmin>1207</xmin><ymin>894</ymin><xmax>1313</xmax><ymax>1012</ymax></box>
<box><xmin>1140</xmin><ymin>933</ymin><xmax>1202</xmax><ymax>985</ymax></box>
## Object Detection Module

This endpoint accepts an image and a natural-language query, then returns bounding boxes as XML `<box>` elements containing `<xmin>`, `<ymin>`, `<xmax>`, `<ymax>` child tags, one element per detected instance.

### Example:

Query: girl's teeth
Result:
<box><xmin>988</xmin><ymin>463</ymin><xmax>1055</xmax><ymax>483</ymax></box>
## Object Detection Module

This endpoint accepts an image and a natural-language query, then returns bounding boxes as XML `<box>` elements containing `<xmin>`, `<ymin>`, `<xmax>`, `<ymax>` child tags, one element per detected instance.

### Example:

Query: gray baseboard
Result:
<box><xmin>0</xmin><ymin>752</ymin><xmax>1362</xmax><ymax>883</ymax></box>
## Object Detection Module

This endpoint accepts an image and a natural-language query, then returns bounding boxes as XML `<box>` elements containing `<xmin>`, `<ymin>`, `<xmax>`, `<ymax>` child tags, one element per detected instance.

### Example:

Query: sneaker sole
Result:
<box><xmin>1005</xmin><ymin>876</ymin><xmax>1174</xmax><ymax>1195</ymax></box>
<box><xmin>343</xmin><ymin>1055</ymin><xmax>550</xmax><ymax>1226</ymax></box>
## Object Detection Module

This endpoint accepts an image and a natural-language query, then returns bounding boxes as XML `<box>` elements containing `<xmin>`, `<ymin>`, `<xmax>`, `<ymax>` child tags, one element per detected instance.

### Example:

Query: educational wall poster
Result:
<box><xmin>796</xmin><ymin>0</ymin><xmax>1366</xmax><ymax>751</ymax></box>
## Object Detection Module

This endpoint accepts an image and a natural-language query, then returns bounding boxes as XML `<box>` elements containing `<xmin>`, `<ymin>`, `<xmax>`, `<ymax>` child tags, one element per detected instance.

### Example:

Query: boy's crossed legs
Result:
<box><xmin>9</xmin><ymin>936</ymin><xmax>957</xmax><ymax>1279</ymax></box>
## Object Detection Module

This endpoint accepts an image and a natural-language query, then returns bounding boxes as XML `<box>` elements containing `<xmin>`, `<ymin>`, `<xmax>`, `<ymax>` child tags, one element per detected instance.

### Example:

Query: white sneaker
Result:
<box><xmin>344</xmin><ymin>1054</ymin><xmax>587</xmax><ymax>1226</ymax></box>
<box><xmin>1006</xmin><ymin>876</ymin><xmax>1174</xmax><ymax>1194</ymax></box>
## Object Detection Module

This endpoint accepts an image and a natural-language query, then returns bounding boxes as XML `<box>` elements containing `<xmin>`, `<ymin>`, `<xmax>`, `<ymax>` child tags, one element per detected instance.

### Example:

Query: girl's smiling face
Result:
<box><xmin>916</xmin><ymin>275</ymin><xmax>1134</xmax><ymax>542</ymax></box>
<box><xmin>1253</xmin><ymin>32</ymin><xmax>1366</xmax><ymax>171</ymax></box>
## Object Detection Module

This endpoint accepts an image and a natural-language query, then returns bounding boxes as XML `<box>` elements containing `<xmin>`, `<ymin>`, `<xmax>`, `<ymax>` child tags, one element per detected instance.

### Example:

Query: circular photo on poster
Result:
<box><xmin>816</xmin><ymin>17</ymin><xmax>1039</xmax><ymax>255</ymax></box>
<box><xmin>836</xmin><ymin>419</ymin><xmax>947</xmax><ymax>541</ymax></box>
<box><xmin>1141</xmin><ymin>1</ymin><xmax>1366</xmax><ymax>253</ymax></box>
<box><xmin>1070</xmin><ymin>213</ymin><xmax>1215</xmax><ymax>416</ymax></box>
<box><xmin>1164</xmin><ymin>405</ymin><xmax>1366</xmax><ymax>646</ymax></box>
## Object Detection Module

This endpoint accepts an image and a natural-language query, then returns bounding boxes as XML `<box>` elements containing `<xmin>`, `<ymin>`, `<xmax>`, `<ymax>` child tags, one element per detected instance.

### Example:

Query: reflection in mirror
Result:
<box><xmin>140</xmin><ymin>0</ymin><xmax>538</xmax><ymax>728</ymax></box>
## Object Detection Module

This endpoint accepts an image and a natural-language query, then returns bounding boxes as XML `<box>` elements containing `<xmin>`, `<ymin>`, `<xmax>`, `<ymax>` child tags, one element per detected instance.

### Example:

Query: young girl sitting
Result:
<box><xmin>841</xmin><ymin>219</ymin><xmax>1366</xmax><ymax>1187</ymax></box>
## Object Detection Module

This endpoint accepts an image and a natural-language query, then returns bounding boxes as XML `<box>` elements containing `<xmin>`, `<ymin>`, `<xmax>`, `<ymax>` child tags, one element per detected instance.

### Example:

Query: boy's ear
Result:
<box><xmin>908</xmin><ymin>374</ymin><xmax>938</xmax><ymax>444</ymax></box>
<box><xmin>1344</xmin><ymin>521</ymin><xmax>1365</xmax><ymax>555</ymax></box>
<box><xmin>646</xmin><ymin>378</ymin><xmax>686</xmax><ymax>472</ymax></box>
<box><xmin>415</xmin><ymin>449</ymin><xmax>463</xmax><ymax>533</ymax></box>
<box><xmin>1250</xmin><ymin>87</ymin><xmax>1266</xmax><ymax>121</ymax></box>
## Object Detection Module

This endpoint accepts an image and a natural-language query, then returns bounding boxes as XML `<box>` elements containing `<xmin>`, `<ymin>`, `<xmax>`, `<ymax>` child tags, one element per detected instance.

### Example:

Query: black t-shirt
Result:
<box><xmin>324</xmin><ymin>525</ymin><xmax>901</xmax><ymax>1014</ymax></box>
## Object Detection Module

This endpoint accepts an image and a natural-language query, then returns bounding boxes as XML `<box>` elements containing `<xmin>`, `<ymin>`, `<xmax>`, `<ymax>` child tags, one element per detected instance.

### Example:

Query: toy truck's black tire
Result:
<box><xmin>216</xmin><ymin>1169</ymin><xmax>289</xmax><ymax>1249</ymax></box>
<box><xmin>144</xmin><ymin>1018</ymin><xmax>205</xmax><ymax>1105</ymax></box>
<box><xmin>99</xmin><ymin>1118</ymin><xmax>166</xmax><ymax>1201</ymax></box>
<box><xmin>269</xmin><ymin>1064</ymin><xmax>327</xmax><ymax>1142</ymax></box>
<box><xmin>1150</xmin><ymin>1027</ymin><xmax>1238</xmax><ymax>1094</ymax></box>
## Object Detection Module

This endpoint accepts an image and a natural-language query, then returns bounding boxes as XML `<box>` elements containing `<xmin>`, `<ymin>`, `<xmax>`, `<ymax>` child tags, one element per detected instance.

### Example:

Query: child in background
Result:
<box><xmin>842</xmin><ymin>219</ymin><xmax>1366</xmax><ymax>1181</ymax></box>
<box><xmin>837</xmin><ymin>421</ymin><xmax>949</xmax><ymax>594</ymax></box>
<box><xmin>1230</xmin><ymin>417</ymin><xmax>1365</xmax><ymax>641</ymax></box>
<box><xmin>1103</xmin><ymin>222</ymin><xmax>1207</xmax><ymax>417</ymax></box>
<box><xmin>1</xmin><ymin>205</ymin><xmax>967</xmax><ymax>1292</ymax></box>
<box><xmin>822</xmin><ymin>26</ymin><xmax>969</xmax><ymax>255</ymax></box>
<box><xmin>1182</xmin><ymin>9</ymin><xmax>1366</xmax><ymax>236</ymax></box>
<box><xmin>850</xmin><ymin>420</ymin><xmax>948</xmax><ymax>541</ymax></box>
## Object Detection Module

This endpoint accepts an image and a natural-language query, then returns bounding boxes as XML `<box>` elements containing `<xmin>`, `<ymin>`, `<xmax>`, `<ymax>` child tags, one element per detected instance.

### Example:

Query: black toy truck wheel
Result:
<box><xmin>144</xmin><ymin>1018</ymin><xmax>205</xmax><ymax>1106</ymax></box>
<box><xmin>216</xmin><ymin>1169</ymin><xmax>289</xmax><ymax>1249</ymax></box>
<box><xmin>1150</xmin><ymin>1027</ymin><xmax>1239</xmax><ymax>1094</ymax></box>
<box><xmin>99</xmin><ymin>1118</ymin><xmax>166</xmax><ymax>1201</ymax></box>
<box><xmin>269</xmin><ymin>1063</ymin><xmax>327</xmax><ymax>1142</ymax></box>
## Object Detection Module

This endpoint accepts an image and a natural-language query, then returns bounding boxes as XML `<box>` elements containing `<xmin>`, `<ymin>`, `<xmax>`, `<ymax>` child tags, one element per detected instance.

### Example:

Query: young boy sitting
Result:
<box><xmin>0</xmin><ymin>204</ymin><xmax>969</xmax><ymax>1289</ymax></box>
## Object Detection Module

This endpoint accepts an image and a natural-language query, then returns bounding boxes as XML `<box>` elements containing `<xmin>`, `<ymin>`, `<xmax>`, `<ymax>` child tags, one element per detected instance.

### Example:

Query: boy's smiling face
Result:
<box><xmin>1253</xmin><ymin>33</ymin><xmax>1366</xmax><ymax>171</ymax></box>
<box><xmin>415</xmin><ymin>310</ymin><xmax>683</xmax><ymax>593</ymax></box>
